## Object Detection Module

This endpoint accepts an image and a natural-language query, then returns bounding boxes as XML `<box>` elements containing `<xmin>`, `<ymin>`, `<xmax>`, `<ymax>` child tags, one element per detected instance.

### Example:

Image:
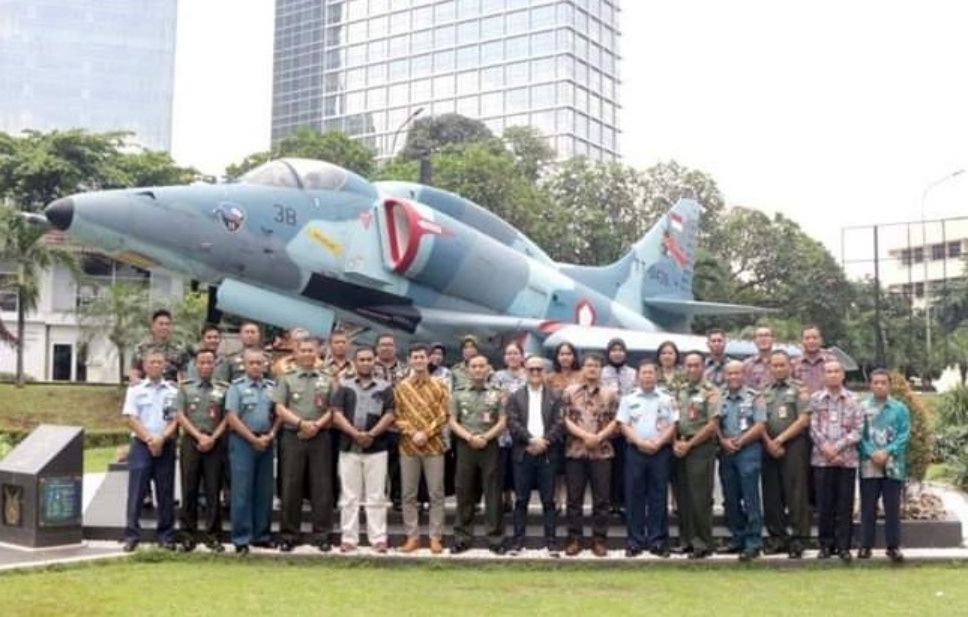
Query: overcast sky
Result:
<box><xmin>170</xmin><ymin>0</ymin><xmax>968</xmax><ymax>270</ymax></box>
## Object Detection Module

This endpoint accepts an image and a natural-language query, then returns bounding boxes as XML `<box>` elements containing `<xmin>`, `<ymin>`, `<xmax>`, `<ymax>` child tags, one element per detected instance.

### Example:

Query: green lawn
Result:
<box><xmin>1</xmin><ymin>557</ymin><xmax>966</xmax><ymax>617</ymax></box>
<box><xmin>83</xmin><ymin>446</ymin><xmax>120</xmax><ymax>472</ymax></box>
<box><xmin>0</xmin><ymin>384</ymin><xmax>123</xmax><ymax>432</ymax></box>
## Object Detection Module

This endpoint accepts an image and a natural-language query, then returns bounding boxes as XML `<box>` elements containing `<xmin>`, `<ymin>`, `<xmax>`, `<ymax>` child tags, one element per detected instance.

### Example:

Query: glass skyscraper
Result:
<box><xmin>0</xmin><ymin>1</ymin><xmax>178</xmax><ymax>151</ymax></box>
<box><xmin>272</xmin><ymin>0</ymin><xmax>621</xmax><ymax>161</ymax></box>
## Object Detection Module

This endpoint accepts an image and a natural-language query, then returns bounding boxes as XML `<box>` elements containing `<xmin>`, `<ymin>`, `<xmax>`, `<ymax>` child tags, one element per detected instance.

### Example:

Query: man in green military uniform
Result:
<box><xmin>218</xmin><ymin>321</ymin><xmax>271</xmax><ymax>383</ymax></box>
<box><xmin>672</xmin><ymin>351</ymin><xmax>722</xmax><ymax>558</ymax></box>
<box><xmin>130</xmin><ymin>309</ymin><xmax>190</xmax><ymax>384</ymax></box>
<box><xmin>272</xmin><ymin>335</ymin><xmax>338</xmax><ymax>552</ymax></box>
<box><xmin>449</xmin><ymin>354</ymin><xmax>508</xmax><ymax>554</ymax></box>
<box><xmin>175</xmin><ymin>348</ymin><xmax>229</xmax><ymax>552</ymax></box>
<box><xmin>760</xmin><ymin>349</ymin><xmax>812</xmax><ymax>558</ymax></box>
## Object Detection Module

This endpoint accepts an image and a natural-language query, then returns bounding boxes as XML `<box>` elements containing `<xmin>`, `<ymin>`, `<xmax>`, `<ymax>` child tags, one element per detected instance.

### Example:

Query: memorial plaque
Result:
<box><xmin>38</xmin><ymin>476</ymin><xmax>82</xmax><ymax>528</ymax></box>
<box><xmin>0</xmin><ymin>425</ymin><xmax>84</xmax><ymax>548</ymax></box>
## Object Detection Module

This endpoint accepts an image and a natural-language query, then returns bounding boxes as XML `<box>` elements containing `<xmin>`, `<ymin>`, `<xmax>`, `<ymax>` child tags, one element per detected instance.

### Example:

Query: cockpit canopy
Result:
<box><xmin>240</xmin><ymin>158</ymin><xmax>351</xmax><ymax>191</ymax></box>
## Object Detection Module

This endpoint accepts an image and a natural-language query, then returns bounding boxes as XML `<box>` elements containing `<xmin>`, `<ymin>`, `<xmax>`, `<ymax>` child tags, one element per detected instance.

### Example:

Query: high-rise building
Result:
<box><xmin>0</xmin><ymin>0</ymin><xmax>179</xmax><ymax>151</ymax></box>
<box><xmin>272</xmin><ymin>0</ymin><xmax>621</xmax><ymax>161</ymax></box>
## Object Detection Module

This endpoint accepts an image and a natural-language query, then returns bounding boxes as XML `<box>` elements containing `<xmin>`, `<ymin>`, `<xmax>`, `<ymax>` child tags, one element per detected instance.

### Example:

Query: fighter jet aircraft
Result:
<box><xmin>40</xmin><ymin>157</ymin><xmax>844</xmax><ymax>363</ymax></box>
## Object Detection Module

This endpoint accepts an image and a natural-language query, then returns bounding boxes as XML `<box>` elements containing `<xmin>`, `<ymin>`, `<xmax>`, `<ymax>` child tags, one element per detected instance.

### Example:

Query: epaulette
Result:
<box><xmin>214</xmin><ymin>380</ymin><xmax>230</xmax><ymax>388</ymax></box>
<box><xmin>231</xmin><ymin>376</ymin><xmax>246</xmax><ymax>384</ymax></box>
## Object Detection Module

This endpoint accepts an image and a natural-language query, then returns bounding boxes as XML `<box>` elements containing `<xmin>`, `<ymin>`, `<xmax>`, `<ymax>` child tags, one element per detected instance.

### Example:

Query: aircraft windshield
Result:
<box><xmin>239</xmin><ymin>158</ymin><xmax>349</xmax><ymax>191</ymax></box>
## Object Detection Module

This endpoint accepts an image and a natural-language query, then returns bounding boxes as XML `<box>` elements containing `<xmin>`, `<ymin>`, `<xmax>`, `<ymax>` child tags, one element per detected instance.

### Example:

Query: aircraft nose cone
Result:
<box><xmin>45</xmin><ymin>197</ymin><xmax>74</xmax><ymax>231</ymax></box>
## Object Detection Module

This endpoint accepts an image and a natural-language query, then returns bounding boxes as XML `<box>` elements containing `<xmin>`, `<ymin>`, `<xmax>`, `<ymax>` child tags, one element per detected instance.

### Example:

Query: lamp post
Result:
<box><xmin>921</xmin><ymin>168</ymin><xmax>965</xmax><ymax>365</ymax></box>
<box><xmin>389</xmin><ymin>107</ymin><xmax>424</xmax><ymax>159</ymax></box>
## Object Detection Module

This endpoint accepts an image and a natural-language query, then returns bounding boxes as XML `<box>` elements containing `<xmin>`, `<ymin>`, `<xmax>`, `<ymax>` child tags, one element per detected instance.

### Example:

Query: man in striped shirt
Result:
<box><xmin>394</xmin><ymin>343</ymin><xmax>450</xmax><ymax>554</ymax></box>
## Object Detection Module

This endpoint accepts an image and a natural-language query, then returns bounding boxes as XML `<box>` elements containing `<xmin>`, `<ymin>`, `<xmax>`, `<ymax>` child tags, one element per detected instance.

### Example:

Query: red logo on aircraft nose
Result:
<box><xmin>359</xmin><ymin>211</ymin><xmax>372</xmax><ymax>229</ymax></box>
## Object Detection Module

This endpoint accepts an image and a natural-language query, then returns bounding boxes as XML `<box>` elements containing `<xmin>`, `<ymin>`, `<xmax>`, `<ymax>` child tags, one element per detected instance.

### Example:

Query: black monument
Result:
<box><xmin>0</xmin><ymin>425</ymin><xmax>84</xmax><ymax>548</ymax></box>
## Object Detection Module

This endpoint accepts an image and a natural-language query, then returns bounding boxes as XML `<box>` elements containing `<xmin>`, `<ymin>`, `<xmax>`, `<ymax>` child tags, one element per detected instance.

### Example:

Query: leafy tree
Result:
<box><xmin>76</xmin><ymin>283</ymin><xmax>151</xmax><ymax>384</ymax></box>
<box><xmin>399</xmin><ymin>113</ymin><xmax>493</xmax><ymax>160</ymax></box>
<box><xmin>107</xmin><ymin>149</ymin><xmax>198</xmax><ymax>188</ymax></box>
<box><xmin>502</xmin><ymin>125</ymin><xmax>555</xmax><ymax>183</ymax></box>
<box><xmin>0</xmin><ymin>206</ymin><xmax>79</xmax><ymax>387</ymax></box>
<box><xmin>225</xmin><ymin>128</ymin><xmax>375</xmax><ymax>179</ymax></box>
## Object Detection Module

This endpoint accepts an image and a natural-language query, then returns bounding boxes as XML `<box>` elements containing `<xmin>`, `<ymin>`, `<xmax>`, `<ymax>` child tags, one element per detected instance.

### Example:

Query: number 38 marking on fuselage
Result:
<box><xmin>274</xmin><ymin>204</ymin><xmax>297</xmax><ymax>226</ymax></box>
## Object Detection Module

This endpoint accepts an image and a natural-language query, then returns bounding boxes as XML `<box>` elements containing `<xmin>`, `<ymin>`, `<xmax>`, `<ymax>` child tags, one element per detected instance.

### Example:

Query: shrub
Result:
<box><xmin>889</xmin><ymin>371</ymin><xmax>934</xmax><ymax>485</ymax></box>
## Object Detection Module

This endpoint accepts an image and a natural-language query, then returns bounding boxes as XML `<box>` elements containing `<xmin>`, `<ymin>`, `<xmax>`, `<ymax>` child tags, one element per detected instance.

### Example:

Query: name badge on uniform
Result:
<box><xmin>483</xmin><ymin>411</ymin><xmax>492</xmax><ymax>424</ymax></box>
<box><xmin>208</xmin><ymin>401</ymin><xmax>218</xmax><ymax>420</ymax></box>
<box><xmin>778</xmin><ymin>405</ymin><xmax>788</xmax><ymax>420</ymax></box>
<box><xmin>739</xmin><ymin>416</ymin><xmax>750</xmax><ymax>431</ymax></box>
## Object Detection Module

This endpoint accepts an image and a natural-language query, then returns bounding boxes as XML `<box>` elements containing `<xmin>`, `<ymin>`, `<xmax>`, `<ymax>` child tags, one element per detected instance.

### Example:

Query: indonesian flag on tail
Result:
<box><xmin>663</xmin><ymin>233</ymin><xmax>689</xmax><ymax>268</ymax></box>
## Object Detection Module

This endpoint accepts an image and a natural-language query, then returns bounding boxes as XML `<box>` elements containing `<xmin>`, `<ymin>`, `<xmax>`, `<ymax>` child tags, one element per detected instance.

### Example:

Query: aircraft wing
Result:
<box><xmin>644</xmin><ymin>298</ymin><xmax>775</xmax><ymax>316</ymax></box>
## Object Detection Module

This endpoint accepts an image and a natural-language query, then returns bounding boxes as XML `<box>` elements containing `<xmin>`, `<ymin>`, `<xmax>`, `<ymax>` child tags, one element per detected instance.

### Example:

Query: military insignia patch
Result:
<box><xmin>214</xmin><ymin>202</ymin><xmax>246</xmax><ymax>233</ymax></box>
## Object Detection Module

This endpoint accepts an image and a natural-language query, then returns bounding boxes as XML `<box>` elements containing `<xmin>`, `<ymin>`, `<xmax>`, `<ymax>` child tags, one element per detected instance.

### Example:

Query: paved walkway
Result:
<box><xmin>1</xmin><ymin>474</ymin><xmax>966</xmax><ymax>574</ymax></box>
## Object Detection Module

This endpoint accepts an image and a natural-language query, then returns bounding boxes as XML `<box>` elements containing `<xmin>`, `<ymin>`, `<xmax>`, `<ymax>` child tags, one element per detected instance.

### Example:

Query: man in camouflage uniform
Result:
<box><xmin>704</xmin><ymin>328</ymin><xmax>730</xmax><ymax>389</ymax></box>
<box><xmin>175</xmin><ymin>348</ymin><xmax>229</xmax><ymax>552</ymax></box>
<box><xmin>760</xmin><ymin>350</ymin><xmax>812</xmax><ymax>558</ymax></box>
<box><xmin>673</xmin><ymin>351</ymin><xmax>722</xmax><ymax>558</ymax></box>
<box><xmin>449</xmin><ymin>354</ymin><xmax>508</xmax><ymax>554</ymax></box>
<box><xmin>718</xmin><ymin>360</ymin><xmax>767</xmax><ymax>561</ymax></box>
<box><xmin>130</xmin><ymin>309</ymin><xmax>189</xmax><ymax>384</ymax></box>
<box><xmin>218</xmin><ymin>321</ymin><xmax>271</xmax><ymax>382</ymax></box>
<box><xmin>272</xmin><ymin>335</ymin><xmax>338</xmax><ymax>552</ymax></box>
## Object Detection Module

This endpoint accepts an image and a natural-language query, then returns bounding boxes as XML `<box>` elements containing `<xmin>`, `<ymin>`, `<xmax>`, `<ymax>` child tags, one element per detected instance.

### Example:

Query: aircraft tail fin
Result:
<box><xmin>558</xmin><ymin>199</ymin><xmax>770</xmax><ymax>330</ymax></box>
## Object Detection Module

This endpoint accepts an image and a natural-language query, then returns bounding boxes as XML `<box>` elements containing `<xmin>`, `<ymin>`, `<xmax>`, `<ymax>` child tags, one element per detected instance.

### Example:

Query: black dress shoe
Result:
<box><xmin>122</xmin><ymin>540</ymin><xmax>138</xmax><ymax>553</ymax></box>
<box><xmin>857</xmin><ymin>548</ymin><xmax>872</xmax><ymax>559</ymax></box>
<box><xmin>839</xmin><ymin>549</ymin><xmax>853</xmax><ymax>562</ymax></box>
<box><xmin>450</xmin><ymin>542</ymin><xmax>471</xmax><ymax>555</ymax></box>
<box><xmin>886</xmin><ymin>548</ymin><xmax>904</xmax><ymax>563</ymax></box>
<box><xmin>688</xmin><ymin>548</ymin><xmax>711</xmax><ymax>559</ymax></box>
<box><xmin>279</xmin><ymin>541</ymin><xmax>295</xmax><ymax>553</ymax></box>
<box><xmin>817</xmin><ymin>547</ymin><xmax>834</xmax><ymax>559</ymax></box>
<box><xmin>489</xmin><ymin>544</ymin><xmax>506</xmax><ymax>555</ymax></box>
<box><xmin>234</xmin><ymin>544</ymin><xmax>249</xmax><ymax>555</ymax></box>
<box><xmin>180</xmin><ymin>540</ymin><xmax>197</xmax><ymax>553</ymax></box>
<box><xmin>252</xmin><ymin>540</ymin><xmax>277</xmax><ymax>549</ymax></box>
<box><xmin>625</xmin><ymin>546</ymin><xmax>643</xmax><ymax>558</ymax></box>
<box><xmin>788</xmin><ymin>548</ymin><xmax>804</xmax><ymax>559</ymax></box>
<box><xmin>316</xmin><ymin>541</ymin><xmax>332</xmax><ymax>553</ymax></box>
<box><xmin>649</xmin><ymin>546</ymin><xmax>671</xmax><ymax>558</ymax></box>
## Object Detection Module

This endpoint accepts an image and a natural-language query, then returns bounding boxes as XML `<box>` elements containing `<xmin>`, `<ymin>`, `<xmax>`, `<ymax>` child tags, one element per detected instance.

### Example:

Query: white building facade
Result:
<box><xmin>0</xmin><ymin>249</ymin><xmax>183</xmax><ymax>384</ymax></box>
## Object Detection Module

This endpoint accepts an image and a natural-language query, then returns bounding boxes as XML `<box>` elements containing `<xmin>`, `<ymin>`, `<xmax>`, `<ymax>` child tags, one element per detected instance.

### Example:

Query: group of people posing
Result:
<box><xmin>121</xmin><ymin>310</ymin><xmax>910</xmax><ymax>562</ymax></box>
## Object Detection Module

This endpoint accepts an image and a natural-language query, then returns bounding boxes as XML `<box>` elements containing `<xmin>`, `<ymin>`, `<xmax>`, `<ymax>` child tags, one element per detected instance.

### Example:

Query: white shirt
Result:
<box><xmin>527</xmin><ymin>385</ymin><xmax>545</xmax><ymax>438</ymax></box>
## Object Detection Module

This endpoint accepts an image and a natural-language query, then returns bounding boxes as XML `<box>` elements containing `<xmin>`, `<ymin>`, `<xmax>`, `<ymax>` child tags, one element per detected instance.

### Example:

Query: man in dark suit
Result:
<box><xmin>506</xmin><ymin>354</ymin><xmax>565</xmax><ymax>555</ymax></box>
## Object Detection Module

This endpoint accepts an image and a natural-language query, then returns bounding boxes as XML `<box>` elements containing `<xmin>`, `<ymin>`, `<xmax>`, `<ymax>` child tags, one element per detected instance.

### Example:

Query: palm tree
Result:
<box><xmin>0</xmin><ymin>206</ymin><xmax>79</xmax><ymax>387</ymax></box>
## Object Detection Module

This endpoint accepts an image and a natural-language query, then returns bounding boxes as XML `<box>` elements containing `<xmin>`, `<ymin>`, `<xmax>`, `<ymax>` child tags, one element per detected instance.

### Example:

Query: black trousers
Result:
<box><xmin>512</xmin><ymin>451</ymin><xmax>557</xmax><ymax>541</ymax></box>
<box><xmin>610</xmin><ymin>434</ymin><xmax>627</xmax><ymax>509</ymax></box>
<box><xmin>860</xmin><ymin>477</ymin><xmax>903</xmax><ymax>550</ymax></box>
<box><xmin>814</xmin><ymin>465</ymin><xmax>856</xmax><ymax>552</ymax></box>
<box><xmin>565</xmin><ymin>458</ymin><xmax>611</xmax><ymax>540</ymax></box>
<box><xmin>179</xmin><ymin>436</ymin><xmax>224</xmax><ymax>540</ymax></box>
<box><xmin>279</xmin><ymin>430</ymin><xmax>333</xmax><ymax>543</ymax></box>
